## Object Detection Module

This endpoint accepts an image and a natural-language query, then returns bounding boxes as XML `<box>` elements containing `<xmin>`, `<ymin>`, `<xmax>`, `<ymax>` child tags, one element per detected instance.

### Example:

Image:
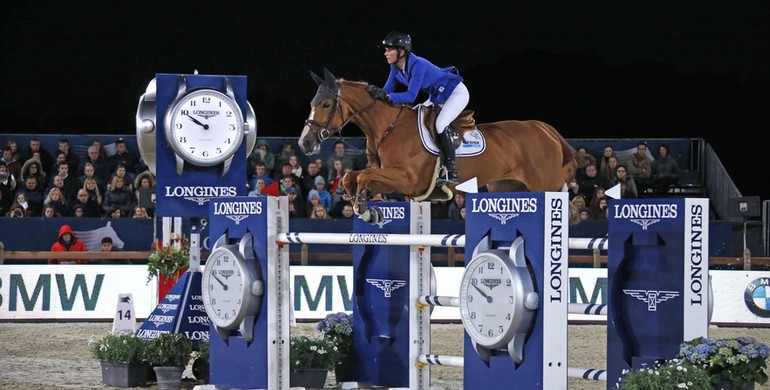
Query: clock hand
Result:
<box><xmin>212</xmin><ymin>273</ymin><xmax>228</xmax><ymax>291</ymax></box>
<box><xmin>185</xmin><ymin>113</ymin><xmax>210</xmax><ymax>130</ymax></box>
<box><xmin>471</xmin><ymin>283</ymin><xmax>492</xmax><ymax>303</ymax></box>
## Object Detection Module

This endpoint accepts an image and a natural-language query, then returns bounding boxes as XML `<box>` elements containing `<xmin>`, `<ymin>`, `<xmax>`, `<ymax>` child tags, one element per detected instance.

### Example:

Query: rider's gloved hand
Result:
<box><xmin>368</xmin><ymin>86</ymin><xmax>390</xmax><ymax>101</ymax></box>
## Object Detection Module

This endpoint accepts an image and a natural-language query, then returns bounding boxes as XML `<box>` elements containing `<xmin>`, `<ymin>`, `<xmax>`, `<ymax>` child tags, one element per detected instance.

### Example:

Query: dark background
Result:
<box><xmin>1</xmin><ymin>1</ymin><xmax>768</xmax><ymax>201</ymax></box>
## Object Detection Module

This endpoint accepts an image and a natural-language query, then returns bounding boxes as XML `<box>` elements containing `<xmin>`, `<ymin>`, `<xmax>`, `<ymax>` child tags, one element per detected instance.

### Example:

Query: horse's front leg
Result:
<box><xmin>354</xmin><ymin>168</ymin><xmax>414</xmax><ymax>224</ymax></box>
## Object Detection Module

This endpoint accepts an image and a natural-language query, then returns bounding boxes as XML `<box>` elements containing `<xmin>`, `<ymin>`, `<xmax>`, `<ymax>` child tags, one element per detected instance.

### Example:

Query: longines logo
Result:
<box><xmin>218</xmin><ymin>270</ymin><xmax>235</xmax><ymax>279</ymax></box>
<box><xmin>164</xmin><ymin>186</ymin><xmax>238</xmax><ymax>206</ymax></box>
<box><xmin>366</xmin><ymin>278</ymin><xmax>407</xmax><ymax>297</ymax></box>
<box><xmin>623</xmin><ymin>289</ymin><xmax>679</xmax><ymax>311</ymax></box>
<box><xmin>480</xmin><ymin>278</ymin><xmax>501</xmax><ymax>289</ymax></box>
<box><xmin>630</xmin><ymin>219</ymin><xmax>661</xmax><ymax>230</ymax></box>
<box><xmin>212</xmin><ymin>201</ymin><xmax>262</xmax><ymax>224</ymax></box>
<box><xmin>193</xmin><ymin>110</ymin><xmax>219</xmax><ymax>119</ymax></box>
<box><xmin>470</xmin><ymin>197</ymin><xmax>536</xmax><ymax>224</ymax></box>
<box><xmin>374</xmin><ymin>206</ymin><xmax>405</xmax><ymax>230</ymax></box>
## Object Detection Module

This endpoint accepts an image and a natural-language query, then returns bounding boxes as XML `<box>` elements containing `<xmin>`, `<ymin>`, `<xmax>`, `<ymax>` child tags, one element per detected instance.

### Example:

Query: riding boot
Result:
<box><xmin>436</xmin><ymin>128</ymin><xmax>458</xmax><ymax>186</ymax></box>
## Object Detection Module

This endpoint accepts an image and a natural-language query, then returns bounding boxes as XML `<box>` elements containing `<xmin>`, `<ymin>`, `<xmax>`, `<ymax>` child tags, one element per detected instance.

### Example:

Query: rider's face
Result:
<box><xmin>384</xmin><ymin>47</ymin><xmax>399</xmax><ymax>65</ymax></box>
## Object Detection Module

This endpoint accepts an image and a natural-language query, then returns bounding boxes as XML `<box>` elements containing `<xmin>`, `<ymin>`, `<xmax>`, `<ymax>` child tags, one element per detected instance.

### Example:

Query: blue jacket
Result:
<box><xmin>383</xmin><ymin>53</ymin><xmax>463</xmax><ymax>105</ymax></box>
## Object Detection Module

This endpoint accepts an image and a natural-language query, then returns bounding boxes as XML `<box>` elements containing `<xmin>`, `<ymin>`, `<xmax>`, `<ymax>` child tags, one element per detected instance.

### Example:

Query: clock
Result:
<box><xmin>460</xmin><ymin>235</ymin><xmax>539</xmax><ymax>363</ymax></box>
<box><xmin>164</xmin><ymin>76</ymin><xmax>245</xmax><ymax>176</ymax></box>
<box><xmin>202</xmin><ymin>232</ymin><xmax>264</xmax><ymax>342</ymax></box>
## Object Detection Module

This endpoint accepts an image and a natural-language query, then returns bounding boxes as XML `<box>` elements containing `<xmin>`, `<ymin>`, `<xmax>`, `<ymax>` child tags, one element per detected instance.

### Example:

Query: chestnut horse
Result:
<box><xmin>299</xmin><ymin>69</ymin><xmax>577</xmax><ymax>222</ymax></box>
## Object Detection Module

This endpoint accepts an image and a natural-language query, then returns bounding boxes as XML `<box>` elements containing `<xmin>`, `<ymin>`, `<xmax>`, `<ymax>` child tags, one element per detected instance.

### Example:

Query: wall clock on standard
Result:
<box><xmin>164</xmin><ymin>77</ymin><xmax>245</xmax><ymax>176</ymax></box>
<box><xmin>460</xmin><ymin>235</ymin><xmax>539</xmax><ymax>363</ymax></box>
<box><xmin>202</xmin><ymin>232</ymin><xmax>264</xmax><ymax>342</ymax></box>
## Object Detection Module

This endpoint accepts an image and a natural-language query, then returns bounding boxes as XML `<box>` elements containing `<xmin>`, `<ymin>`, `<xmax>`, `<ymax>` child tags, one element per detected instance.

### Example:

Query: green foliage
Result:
<box><xmin>89</xmin><ymin>331</ymin><xmax>148</xmax><ymax>365</ymax></box>
<box><xmin>618</xmin><ymin>359</ymin><xmax>712</xmax><ymax>390</ymax></box>
<box><xmin>142</xmin><ymin>332</ymin><xmax>193</xmax><ymax>367</ymax></box>
<box><xmin>290</xmin><ymin>335</ymin><xmax>342</xmax><ymax>370</ymax></box>
<box><xmin>146</xmin><ymin>236</ymin><xmax>189</xmax><ymax>283</ymax></box>
<box><xmin>678</xmin><ymin>336</ymin><xmax>770</xmax><ymax>387</ymax></box>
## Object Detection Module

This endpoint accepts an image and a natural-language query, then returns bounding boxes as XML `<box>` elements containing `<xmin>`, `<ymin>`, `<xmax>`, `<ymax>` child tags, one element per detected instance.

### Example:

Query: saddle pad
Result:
<box><xmin>417</xmin><ymin>106</ymin><xmax>485</xmax><ymax>157</ymax></box>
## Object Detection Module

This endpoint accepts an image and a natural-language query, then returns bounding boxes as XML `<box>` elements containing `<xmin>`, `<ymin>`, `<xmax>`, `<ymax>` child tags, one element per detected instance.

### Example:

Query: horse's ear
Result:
<box><xmin>323</xmin><ymin>68</ymin><xmax>336</xmax><ymax>84</ymax></box>
<box><xmin>309</xmin><ymin>71</ymin><xmax>324</xmax><ymax>86</ymax></box>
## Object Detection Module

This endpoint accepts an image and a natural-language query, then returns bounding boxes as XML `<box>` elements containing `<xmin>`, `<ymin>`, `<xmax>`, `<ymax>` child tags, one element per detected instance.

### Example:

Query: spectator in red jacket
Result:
<box><xmin>49</xmin><ymin>224</ymin><xmax>88</xmax><ymax>264</ymax></box>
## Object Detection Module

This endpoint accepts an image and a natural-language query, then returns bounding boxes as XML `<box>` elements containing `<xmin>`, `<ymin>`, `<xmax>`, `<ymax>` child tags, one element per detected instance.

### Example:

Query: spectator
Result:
<box><xmin>569</xmin><ymin>196</ymin><xmax>587</xmax><ymax>225</ymax></box>
<box><xmin>578</xmin><ymin>207</ymin><xmax>591</xmax><ymax>223</ymax></box>
<box><xmin>0</xmin><ymin>186</ymin><xmax>8</xmax><ymax>216</ymax></box>
<box><xmin>650</xmin><ymin>144</ymin><xmax>681</xmax><ymax>197</ymax></box>
<box><xmin>89</xmin><ymin>138</ymin><xmax>108</xmax><ymax>160</ymax></box>
<box><xmin>575</xmin><ymin>146</ymin><xmax>596</xmax><ymax>179</ymax></box>
<box><xmin>247</xmin><ymin>138</ymin><xmax>275</xmax><ymax>174</ymax></box>
<box><xmin>248</xmin><ymin>162</ymin><xmax>273</xmax><ymax>192</ymax></box>
<box><xmin>94</xmin><ymin>236</ymin><xmax>131</xmax><ymax>264</ymax></box>
<box><xmin>71</xmin><ymin>189</ymin><xmax>101</xmax><ymax>217</ymax></box>
<box><xmin>1</xmin><ymin>146</ymin><xmax>21</xmax><ymax>179</ymax></box>
<box><xmin>309</xmin><ymin>204</ymin><xmax>332</xmax><ymax>220</ymax></box>
<box><xmin>49</xmin><ymin>224</ymin><xmax>88</xmax><ymax>265</ymax></box>
<box><xmin>612</xmin><ymin>164</ymin><xmax>638</xmax><ymax>198</ymax></box>
<box><xmin>71</xmin><ymin>203</ymin><xmax>86</xmax><ymax>218</ymax></box>
<box><xmin>107</xmin><ymin>163</ymin><xmax>135</xmax><ymax>192</ymax></box>
<box><xmin>273</xmin><ymin>142</ymin><xmax>299</xmax><ymax>178</ymax></box>
<box><xmin>77</xmin><ymin>145</ymin><xmax>109</xmax><ymax>182</ymax></box>
<box><xmin>327</xmin><ymin>159</ymin><xmax>346</xmax><ymax>191</ymax></box>
<box><xmin>313</xmin><ymin>157</ymin><xmax>329</xmax><ymax>181</ymax></box>
<box><xmin>0</xmin><ymin>161</ymin><xmax>17</xmax><ymax>207</ymax></box>
<box><xmin>596</xmin><ymin>145</ymin><xmax>616</xmax><ymax>182</ymax></box>
<box><xmin>588</xmin><ymin>186</ymin><xmax>607</xmax><ymax>212</ymax></box>
<box><xmin>330</xmin><ymin>192</ymin><xmax>353</xmax><ymax>218</ymax></box>
<box><xmin>42</xmin><ymin>205</ymin><xmax>60</xmax><ymax>218</ymax></box>
<box><xmin>56</xmin><ymin>163</ymin><xmax>80</xmax><ymax>203</ymax></box>
<box><xmin>20</xmin><ymin>158</ymin><xmax>48</xmax><ymax>190</ymax></box>
<box><xmin>6</xmin><ymin>205</ymin><xmax>27</xmax><ymax>218</ymax></box>
<box><xmin>44</xmin><ymin>187</ymin><xmax>69</xmax><ymax>217</ymax></box>
<box><xmin>133</xmin><ymin>171</ymin><xmax>155</xmax><ymax>215</ymax></box>
<box><xmin>83</xmin><ymin>177</ymin><xmax>104</xmax><ymax>206</ymax></box>
<box><xmin>311</xmin><ymin>176</ymin><xmax>332</xmax><ymax>212</ymax></box>
<box><xmin>102</xmin><ymin>176</ymin><xmax>134</xmax><ymax>216</ymax></box>
<box><xmin>106</xmin><ymin>138</ymin><xmax>138</xmax><ymax>174</ymax></box>
<box><xmin>459</xmin><ymin>206</ymin><xmax>466</xmax><ymax>220</ymax></box>
<box><xmin>576</xmin><ymin>163</ymin><xmax>609</xmax><ymax>202</ymax></box>
<box><xmin>17</xmin><ymin>176</ymin><xmax>44</xmax><ymax>216</ymax></box>
<box><xmin>50</xmin><ymin>150</ymin><xmax>67</xmax><ymax>179</ymax></box>
<box><xmin>601</xmin><ymin>155</ymin><xmax>619</xmax><ymax>182</ymax></box>
<box><xmin>286</xmin><ymin>187</ymin><xmax>306</xmax><ymax>218</ymax></box>
<box><xmin>447</xmin><ymin>192</ymin><xmax>466</xmax><ymax>220</ymax></box>
<box><xmin>591</xmin><ymin>196</ymin><xmax>609</xmax><ymax>220</ymax></box>
<box><xmin>23</xmin><ymin>137</ymin><xmax>54</xmax><ymax>173</ymax></box>
<box><xmin>57</xmin><ymin>138</ymin><xmax>81</xmax><ymax>173</ymax></box>
<box><xmin>340</xmin><ymin>203</ymin><xmax>355</xmax><ymax>219</ymax></box>
<box><xmin>280</xmin><ymin>175</ymin><xmax>302</xmax><ymax>198</ymax></box>
<box><xmin>300</xmin><ymin>161</ymin><xmax>322</xmax><ymax>195</ymax></box>
<box><xmin>288</xmin><ymin>155</ymin><xmax>304</xmax><ymax>181</ymax></box>
<box><xmin>625</xmin><ymin>142</ymin><xmax>652</xmax><ymax>195</ymax></box>
<box><xmin>132</xmin><ymin>206</ymin><xmax>150</xmax><ymax>219</ymax></box>
<box><xmin>10</xmin><ymin>192</ymin><xmax>33</xmax><ymax>217</ymax></box>
<box><xmin>108</xmin><ymin>206</ymin><xmax>124</xmax><ymax>218</ymax></box>
<box><xmin>248</xmin><ymin>178</ymin><xmax>267</xmax><ymax>197</ymax></box>
<box><xmin>78</xmin><ymin>162</ymin><xmax>106</xmax><ymax>194</ymax></box>
<box><xmin>6</xmin><ymin>139</ymin><xmax>22</xmax><ymax>162</ymax></box>
<box><xmin>273</xmin><ymin>162</ymin><xmax>301</xmax><ymax>186</ymax></box>
<box><xmin>325</xmin><ymin>140</ymin><xmax>355</xmax><ymax>177</ymax></box>
<box><xmin>306</xmin><ymin>189</ymin><xmax>323</xmax><ymax>217</ymax></box>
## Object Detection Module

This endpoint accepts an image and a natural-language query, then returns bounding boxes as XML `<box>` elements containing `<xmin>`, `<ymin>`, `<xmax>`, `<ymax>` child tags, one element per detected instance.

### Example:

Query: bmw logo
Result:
<box><xmin>744</xmin><ymin>278</ymin><xmax>770</xmax><ymax>318</ymax></box>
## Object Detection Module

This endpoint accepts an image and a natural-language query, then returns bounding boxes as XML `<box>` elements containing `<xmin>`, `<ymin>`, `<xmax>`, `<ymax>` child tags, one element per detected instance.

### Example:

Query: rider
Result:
<box><xmin>370</xmin><ymin>31</ymin><xmax>468</xmax><ymax>186</ymax></box>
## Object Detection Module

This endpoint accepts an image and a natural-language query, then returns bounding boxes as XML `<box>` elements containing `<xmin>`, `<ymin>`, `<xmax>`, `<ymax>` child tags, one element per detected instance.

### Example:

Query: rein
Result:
<box><xmin>367</xmin><ymin>104</ymin><xmax>406</xmax><ymax>166</ymax></box>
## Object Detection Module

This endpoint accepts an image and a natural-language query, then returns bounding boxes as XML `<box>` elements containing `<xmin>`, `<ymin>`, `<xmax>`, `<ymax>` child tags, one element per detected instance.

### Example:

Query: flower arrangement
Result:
<box><xmin>290</xmin><ymin>334</ymin><xmax>342</xmax><ymax>370</ymax></box>
<box><xmin>678</xmin><ymin>336</ymin><xmax>770</xmax><ymax>387</ymax></box>
<box><xmin>146</xmin><ymin>235</ymin><xmax>189</xmax><ymax>283</ymax></box>
<box><xmin>316</xmin><ymin>312</ymin><xmax>354</xmax><ymax>358</ymax></box>
<box><xmin>142</xmin><ymin>332</ymin><xmax>193</xmax><ymax>367</ymax></box>
<box><xmin>89</xmin><ymin>331</ymin><xmax>148</xmax><ymax>365</ymax></box>
<box><xmin>618</xmin><ymin>359</ymin><xmax>712</xmax><ymax>390</ymax></box>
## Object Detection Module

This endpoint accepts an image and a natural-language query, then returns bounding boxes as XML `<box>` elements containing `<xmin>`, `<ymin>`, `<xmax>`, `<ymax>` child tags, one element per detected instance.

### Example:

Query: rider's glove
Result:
<box><xmin>368</xmin><ymin>87</ymin><xmax>390</xmax><ymax>101</ymax></box>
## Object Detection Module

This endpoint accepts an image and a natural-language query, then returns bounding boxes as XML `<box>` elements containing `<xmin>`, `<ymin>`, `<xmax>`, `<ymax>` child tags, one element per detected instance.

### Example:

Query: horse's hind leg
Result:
<box><xmin>486</xmin><ymin>180</ymin><xmax>528</xmax><ymax>193</ymax></box>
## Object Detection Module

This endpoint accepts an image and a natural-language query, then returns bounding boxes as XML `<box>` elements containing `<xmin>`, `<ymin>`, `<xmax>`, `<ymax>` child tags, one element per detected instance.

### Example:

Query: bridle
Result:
<box><xmin>304</xmin><ymin>83</ymin><xmax>377</xmax><ymax>142</ymax></box>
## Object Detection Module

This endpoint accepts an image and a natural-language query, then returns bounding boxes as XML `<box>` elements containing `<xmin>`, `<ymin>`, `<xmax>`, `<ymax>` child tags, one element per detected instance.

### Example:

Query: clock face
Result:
<box><xmin>460</xmin><ymin>252</ymin><xmax>517</xmax><ymax>349</ymax></box>
<box><xmin>166</xmin><ymin>88</ymin><xmax>244</xmax><ymax>166</ymax></box>
<box><xmin>202</xmin><ymin>247</ymin><xmax>247</xmax><ymax>329</ymax></box>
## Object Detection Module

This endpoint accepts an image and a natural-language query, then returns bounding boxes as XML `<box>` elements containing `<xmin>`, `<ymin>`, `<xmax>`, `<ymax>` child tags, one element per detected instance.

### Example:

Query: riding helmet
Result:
<box><xmin>380</xmin><ymin>31</ymin><xmax>412</xmax><ymax>52</ymax></box>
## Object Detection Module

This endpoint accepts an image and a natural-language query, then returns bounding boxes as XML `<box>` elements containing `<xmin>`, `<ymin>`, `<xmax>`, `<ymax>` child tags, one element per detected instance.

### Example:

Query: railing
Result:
<box><xmin>3</xmin><ymin>242</ymin><xmax>765</xmax><ymax>269</ymax></box>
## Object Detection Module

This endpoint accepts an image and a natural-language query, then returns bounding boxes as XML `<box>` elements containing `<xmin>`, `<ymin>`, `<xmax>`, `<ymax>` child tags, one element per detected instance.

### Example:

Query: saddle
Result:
<box><xmin>420</xmin><ymin>105</ymin><xmax>476</xmax><ymax>146</ymax></box>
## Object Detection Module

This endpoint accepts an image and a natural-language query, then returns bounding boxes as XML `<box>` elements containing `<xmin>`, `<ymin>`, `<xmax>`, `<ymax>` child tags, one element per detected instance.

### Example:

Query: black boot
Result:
<box><xmin>436</xmin><ymin>128</ymin><xmax>458</xmax><ymax>186</ymax></box>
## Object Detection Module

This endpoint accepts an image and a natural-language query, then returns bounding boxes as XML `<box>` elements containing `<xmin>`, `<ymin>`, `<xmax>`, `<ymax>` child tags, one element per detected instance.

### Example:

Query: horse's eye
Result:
<box><xmin>322</xmin><ymin>102</ymin><xmax>331</xmax><ymax>109</ymax></box>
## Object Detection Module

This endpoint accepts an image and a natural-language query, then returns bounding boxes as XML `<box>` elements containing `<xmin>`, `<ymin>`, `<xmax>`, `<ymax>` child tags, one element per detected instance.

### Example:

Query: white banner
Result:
<box><xmin>2</xmin><ymin>266</ymin><xmax>768</xmax><ymax>325</ymax></box>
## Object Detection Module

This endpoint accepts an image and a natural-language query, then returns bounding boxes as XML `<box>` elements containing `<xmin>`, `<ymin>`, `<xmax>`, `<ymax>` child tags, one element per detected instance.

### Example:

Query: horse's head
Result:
<box><xmin>299</xmin><ymin>68</ymin><xmax>343</xmax><ymax>155</ymax></box>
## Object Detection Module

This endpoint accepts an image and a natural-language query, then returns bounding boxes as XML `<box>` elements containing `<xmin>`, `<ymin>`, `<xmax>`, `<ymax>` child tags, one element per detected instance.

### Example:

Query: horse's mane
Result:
<box><xmin>338</xmin><ymin>79</ymin><xmax>371</xmax><ymax>89</ymax></box>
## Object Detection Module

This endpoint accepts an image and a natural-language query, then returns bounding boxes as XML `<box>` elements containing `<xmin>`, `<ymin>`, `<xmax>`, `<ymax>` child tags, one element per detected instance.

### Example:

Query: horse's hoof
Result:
<box><xmin>368</xmin><ymin>206</ymin><xmax>383</xmax><ymax>225</ymax></box>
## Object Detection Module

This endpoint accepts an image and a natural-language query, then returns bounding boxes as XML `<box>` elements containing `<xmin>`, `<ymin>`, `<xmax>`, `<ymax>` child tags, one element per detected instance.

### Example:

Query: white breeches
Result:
<box><xmin>436</xmin><ymin>82</ymin><xmax>469</xmax><ymax>133</ymax></box>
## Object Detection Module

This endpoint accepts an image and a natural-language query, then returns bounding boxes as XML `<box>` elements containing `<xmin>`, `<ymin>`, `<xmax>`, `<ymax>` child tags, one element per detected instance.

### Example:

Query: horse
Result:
<box><xmin>299</xmin><ymin>69</ymin><xmax>577</xmax><ymax>223</ymax></box>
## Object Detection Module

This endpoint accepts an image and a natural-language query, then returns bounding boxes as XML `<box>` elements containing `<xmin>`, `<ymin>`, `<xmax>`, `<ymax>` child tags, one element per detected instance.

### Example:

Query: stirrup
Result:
<box><xmin>436</xmin><ymin>167</ymin><xmax>458</xmax><ymax>187</ymax></box>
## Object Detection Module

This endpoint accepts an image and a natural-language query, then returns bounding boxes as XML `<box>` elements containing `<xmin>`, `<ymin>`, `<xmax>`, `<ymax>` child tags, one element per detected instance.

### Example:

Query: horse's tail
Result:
<box><xmin>535</xmin><ymin>121</ymin><xmax>578</xmax><ymax>184</ymax></box>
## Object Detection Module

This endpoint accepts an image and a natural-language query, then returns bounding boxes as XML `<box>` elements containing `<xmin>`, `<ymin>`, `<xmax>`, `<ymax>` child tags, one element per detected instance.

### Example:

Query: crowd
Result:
<box><xmin>1</xmin><ymin>137</ymin><xmax>683</xmax><ymax>225</ymax></box>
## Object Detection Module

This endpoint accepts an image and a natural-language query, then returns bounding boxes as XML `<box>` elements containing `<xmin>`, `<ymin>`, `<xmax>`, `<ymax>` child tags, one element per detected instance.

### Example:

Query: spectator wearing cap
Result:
<box><xmin>312</xmin><ymin>176</ymin><xmax>332</xmax><ymax>212</ymax></box>
<box><xmin>286</xmin><ymin>186</ymin><xmax>306</xmax><ymax>218</ymax></box>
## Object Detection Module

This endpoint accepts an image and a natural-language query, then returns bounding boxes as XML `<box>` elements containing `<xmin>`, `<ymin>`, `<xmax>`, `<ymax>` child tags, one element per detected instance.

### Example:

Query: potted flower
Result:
<box><xmin>617</xmin><ymin>359</ymin><xmax>712</xmax><ymax>389</ymax></box>
<box><xmin>142</xmin><ymin>332</ymin><xmax>193</xmax><ymax>390</ymax></box>
<box><xmin>289</xmin><ymin>334</ymin><xmax>342</xmax><ymax>389</ymax></box>
<box><xmin>147</xmin><ymin>235</ymin><xmax>190</xmax><ymax>301</ymax></box>
<box><xmin>678</xmin><ymin>336</ymin><xmax>770</xmax><ymax>389</ymax></box>
<box><xmin>89</xmin><ymin>331</ymin><xmax>150</xmax><ymax>387</ymax></box>
<box><xmin>317</xmin><ymin>311</ymin><xmax>355</xmax><ymax>382</ymax></box>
